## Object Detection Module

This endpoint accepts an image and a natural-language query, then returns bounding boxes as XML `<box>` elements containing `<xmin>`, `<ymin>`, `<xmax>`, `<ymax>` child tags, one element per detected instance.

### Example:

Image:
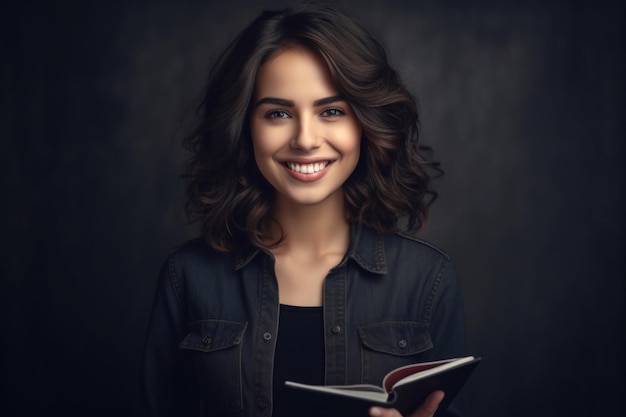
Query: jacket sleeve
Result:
<box><xmin>425</xmin><ymin>258</ymin><xmax>470</xmax><ymax>417</ymax></box>
<box><xmin>141</xmin><ymin>254</ymin><xmax>199</xmax><ymax>417</ymax></box>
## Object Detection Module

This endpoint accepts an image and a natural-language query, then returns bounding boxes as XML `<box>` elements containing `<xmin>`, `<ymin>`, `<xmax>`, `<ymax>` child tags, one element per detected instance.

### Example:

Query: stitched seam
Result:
<box><xmin>396</xmin><ymin>232</ymin><xmax>451</xmax><ymax>260</ymax></box>
<box><xmin>375</xmin><ymin>233</ymin><xmax>386</xmax><ymax>272</ymax></box>
<box><xmin>423</xmin><ymin>256</ymin><xmax>447</xmax><ymax>325</ymax></box>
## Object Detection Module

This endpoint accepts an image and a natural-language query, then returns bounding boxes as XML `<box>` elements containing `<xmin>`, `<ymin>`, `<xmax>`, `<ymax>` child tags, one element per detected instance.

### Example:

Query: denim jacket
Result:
<box><xmin>141</xmin><ymin>225</ymin><xmax>467</xmax><ymax>417</ymax></box>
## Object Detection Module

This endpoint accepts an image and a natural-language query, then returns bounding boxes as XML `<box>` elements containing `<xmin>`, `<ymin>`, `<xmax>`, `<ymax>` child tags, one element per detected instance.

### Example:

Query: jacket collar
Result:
<box><xmin>344</xmin><ymin>224</ymin><xmax>387</xmax><ymax>274</ymax></box>
<box><xmin>233</xmin><ymin>223</ymin><xmax>388</xmax><ymax>275</ymax></box>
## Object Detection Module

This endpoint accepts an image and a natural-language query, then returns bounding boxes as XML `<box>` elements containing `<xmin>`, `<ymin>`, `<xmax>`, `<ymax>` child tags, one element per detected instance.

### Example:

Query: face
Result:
<box><xmin>250</xmin><ymin>46</ymin><xmax>362</xmax><ymax>208</ymax></box>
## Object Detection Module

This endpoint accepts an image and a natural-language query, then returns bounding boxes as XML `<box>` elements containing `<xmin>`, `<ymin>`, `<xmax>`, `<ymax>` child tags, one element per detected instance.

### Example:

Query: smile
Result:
<box><xmin>285</xmin><ymin>161</ymin><xmax>331</xmax><ymax>174</ymax></box>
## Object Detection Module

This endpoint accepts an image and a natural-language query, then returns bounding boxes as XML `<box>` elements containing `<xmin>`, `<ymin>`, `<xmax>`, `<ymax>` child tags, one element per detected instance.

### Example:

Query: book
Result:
<box><xmin>285</xmin><ymin>356</ymin><xmax>481</xmax><ymax>417</ymax></box>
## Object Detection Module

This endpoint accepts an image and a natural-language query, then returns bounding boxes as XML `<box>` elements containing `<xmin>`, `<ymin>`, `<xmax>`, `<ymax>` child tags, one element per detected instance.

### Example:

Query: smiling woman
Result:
<box><xmin>178</xmin><ymin>3</ymin><xmax>440</xmax><ymax>253</ymax></box>
<box><xmin>250</xmin><ymin>46</ymin><xmax>362</xmax><ymax>209</ymax></box>
<box><xmin>141</xmin><ymin>3</ymin><xmax>467</xmax><ymax>417</ymax></box>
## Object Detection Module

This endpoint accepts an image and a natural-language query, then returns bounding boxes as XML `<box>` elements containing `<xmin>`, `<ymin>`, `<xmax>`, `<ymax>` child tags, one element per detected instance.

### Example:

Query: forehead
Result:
<box><xmin>255</xmin><ymin>46</ymin><xmax>338</xmax><ymax>98</ymax></box>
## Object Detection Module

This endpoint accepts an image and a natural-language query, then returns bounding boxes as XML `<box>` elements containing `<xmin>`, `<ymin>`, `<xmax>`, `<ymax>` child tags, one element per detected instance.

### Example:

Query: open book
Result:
<box><xmin>285</xmin><ymin>356</ymin><xmax>481</xmax><ymax>416</ymax></box>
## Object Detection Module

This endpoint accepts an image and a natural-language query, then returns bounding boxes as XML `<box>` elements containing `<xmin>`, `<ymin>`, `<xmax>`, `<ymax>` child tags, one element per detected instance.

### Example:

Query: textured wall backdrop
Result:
<box><xmin>1</xmin><ymin>1</ymin><xmax>624</xmax><ymax>416</ymax></box>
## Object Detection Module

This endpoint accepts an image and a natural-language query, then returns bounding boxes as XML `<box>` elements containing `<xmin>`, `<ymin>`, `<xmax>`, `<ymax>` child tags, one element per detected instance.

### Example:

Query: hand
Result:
<box><xmin>368</xmin><ymin>390</ymin><xmax>445</xmax><ymax>417</ymax></box>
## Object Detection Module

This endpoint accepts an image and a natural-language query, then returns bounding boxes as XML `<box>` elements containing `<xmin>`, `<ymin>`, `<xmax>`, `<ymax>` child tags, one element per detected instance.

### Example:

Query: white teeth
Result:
<box><xmin>287</xmin><ymin>161</ymin><xmax>329</xmax><ymax>173</ymax></box>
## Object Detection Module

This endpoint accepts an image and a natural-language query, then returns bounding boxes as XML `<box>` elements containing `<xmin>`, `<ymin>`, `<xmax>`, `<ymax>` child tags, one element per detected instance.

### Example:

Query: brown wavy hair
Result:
<box><xmin>182</xmin><ymin>2</ymin><xmax>443</xmax><ymax>252</ymax></box>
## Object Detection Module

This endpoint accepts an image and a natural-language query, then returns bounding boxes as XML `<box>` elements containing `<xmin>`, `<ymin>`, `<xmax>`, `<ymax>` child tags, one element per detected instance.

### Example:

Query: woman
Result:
<box><xmin>142</xmin><ymin>3</ymin><xmax>467</xmax><ymax>417</ymax></box>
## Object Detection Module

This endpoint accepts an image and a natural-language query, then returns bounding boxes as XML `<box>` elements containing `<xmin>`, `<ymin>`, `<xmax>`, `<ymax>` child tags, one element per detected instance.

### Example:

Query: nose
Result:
<box><xmin>290</xmin><ymin>116</ymin><xmax>321</xmax><ymax>151</ymax></box>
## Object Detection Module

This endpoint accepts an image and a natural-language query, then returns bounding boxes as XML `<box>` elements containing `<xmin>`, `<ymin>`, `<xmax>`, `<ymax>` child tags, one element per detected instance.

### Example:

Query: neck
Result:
<box><xmin>268</xmin><ymin>191</ymin><xmax>350</xmax><ymax>257</ymax></box>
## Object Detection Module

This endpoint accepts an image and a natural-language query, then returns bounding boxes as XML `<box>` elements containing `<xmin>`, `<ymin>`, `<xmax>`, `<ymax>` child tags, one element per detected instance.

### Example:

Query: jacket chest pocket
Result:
<box><xmin>357</xmin><ymin>321</ymin><xmax>433</xmax><ymax>384</ymax></box>
<box><xmin>179</xmin><ymin>319</ymin><xmax>248</xmax><ymax>415</ymax></box>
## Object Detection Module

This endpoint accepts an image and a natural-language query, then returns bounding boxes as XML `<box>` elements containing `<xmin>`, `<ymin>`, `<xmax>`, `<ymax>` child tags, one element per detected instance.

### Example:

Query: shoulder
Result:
<box><xmin>350</xmin><ymin>225</ymin><xmax>454</xmax><ymax>275</ymax></box>
<box><xmin>382</xmin><ymin>232</ymin><xmax>459</xmax><ymax>283</ymax></box>
<box><xmin>162</xmin><ymin>237</ymin><xmax>236</xmax><ymax>276</ymax></box>
<box><xmin>169</xmin><ymin>237</ymin><xmax>216</xmax><ymax>258</ymax></box>
<box><xmin>384</xmin><ymin>232</ymin><xmax>451</xmax><ymax>261</ymax></box>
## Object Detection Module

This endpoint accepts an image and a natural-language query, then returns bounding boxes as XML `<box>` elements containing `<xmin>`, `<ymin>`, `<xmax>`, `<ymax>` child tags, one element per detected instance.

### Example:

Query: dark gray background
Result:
<box><xmin>1</xmin><ymin>0</ymin><xmax>624</xmax><ymax>416</ymax></box>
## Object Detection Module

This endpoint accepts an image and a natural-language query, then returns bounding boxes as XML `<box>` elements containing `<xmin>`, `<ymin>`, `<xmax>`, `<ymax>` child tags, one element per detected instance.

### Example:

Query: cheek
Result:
<box><xmin>251</xmin><ymin>126</ymin><xmax>288</xmax><ymax>184</ymax></box>
<box><xmin>251</xmin><ymin>135</ymin><xmax>276</xmax><ymax>185</ymax></box>
<box><xmin>335</xmin><ymin>123</ymin><xmax>362</xmax><ymax>157</ymax></box>
<box><xmin>251</xmin><ymin>123</ymin><xmax>292</xmax><ymax>157</ymax></box>
<box><xmin>252</xmin><ymin>141</ymin><xmax>273</xmax><ymax>179</ymax></box>
<box><xmin>250</xmin><ymin>124</ymin><xmax>274</xmax><ymax>161</ymax></box>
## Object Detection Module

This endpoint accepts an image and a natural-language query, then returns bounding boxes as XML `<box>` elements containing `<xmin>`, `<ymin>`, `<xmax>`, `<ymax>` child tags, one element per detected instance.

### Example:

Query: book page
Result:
<box><xmin>284</xmin><ymin>381</ymin><xmax>389</xmax><ymax>403</ymax></box>
<box><xmin>386</xmin><ymin>356</ymin><xmax>475</xmax><ymax>390</ymax></box>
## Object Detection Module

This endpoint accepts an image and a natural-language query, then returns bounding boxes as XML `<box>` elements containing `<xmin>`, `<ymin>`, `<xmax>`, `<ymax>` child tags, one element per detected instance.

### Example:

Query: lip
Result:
<box><xmin>280</xmin><ymin>159</ymin><xmax>334</xmax><ymax>182</ymax></box>
<box><xmin>280</xmin><ymin>157</ymin><xmax>333</xmax><ymax>164</ymax></box>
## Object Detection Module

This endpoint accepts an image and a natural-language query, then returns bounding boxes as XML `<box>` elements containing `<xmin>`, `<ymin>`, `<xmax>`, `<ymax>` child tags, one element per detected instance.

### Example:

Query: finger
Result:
<box><xmin>369</xmin><ymin>391</ymin><xmax>445</xmax><ymax>417</ymax></box>
<box><xmin>369</xmin><ymin>406</ymin><xmax>401</xmax><ymax>417</ymax></box>
<box><xmin>408</xmin><ymin>391</ymin><xmax>445</xmax><ymax>417</ymax></box>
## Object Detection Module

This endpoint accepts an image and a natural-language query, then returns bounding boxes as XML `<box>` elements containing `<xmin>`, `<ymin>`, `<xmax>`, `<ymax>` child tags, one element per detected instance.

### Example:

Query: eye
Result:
<box><xmin>265</xmin><ymin>109</ymin><xmax>290</xmax><ymax>119</ymax></box>
<box><xmin>320</xmin><ymin>108</ymin><xmax>345</xmax><ymax>118</ymax></box>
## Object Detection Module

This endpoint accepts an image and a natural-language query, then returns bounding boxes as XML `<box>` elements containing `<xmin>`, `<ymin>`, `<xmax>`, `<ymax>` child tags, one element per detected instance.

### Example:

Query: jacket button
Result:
<box><xmin>398</xmin><ymin>339</ymin><xmax>408</xmax><ymax>349</ymax></box>
<box><xmin>201</xmin><ymin>336</ymin><xmax>211</xmax><ymax>346</ymax></box>
<box><xmin>257</xmin><ymin>399</ymin><xmax>269</xmax><ymax>409</ymax></box>
<box><xmin>331</xmin><ymin>325</ymin><xmax>342</xmax><ymax>335</ymax></box>
<box><xmin>263</xmin><ymin>332</ymin><xmax>272</xmax><ymax>341</ymax></box>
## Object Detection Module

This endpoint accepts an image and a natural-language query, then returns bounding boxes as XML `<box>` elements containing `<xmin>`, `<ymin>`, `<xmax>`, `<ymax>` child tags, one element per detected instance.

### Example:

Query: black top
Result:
<box><xmin>272</xmin><ymin>304</ymin><xmax>325</xmax><ymax>417</ymax></box>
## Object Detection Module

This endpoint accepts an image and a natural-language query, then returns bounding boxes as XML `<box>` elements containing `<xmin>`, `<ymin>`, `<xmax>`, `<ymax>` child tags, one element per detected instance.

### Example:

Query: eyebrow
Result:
<box><xmin>254</xmin><ymin>95</ymin><xmax>344</xmax><ymax>108</ymax></box>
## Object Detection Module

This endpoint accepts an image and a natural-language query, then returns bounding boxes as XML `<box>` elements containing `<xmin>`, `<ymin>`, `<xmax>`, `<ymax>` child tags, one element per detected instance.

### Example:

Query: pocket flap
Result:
<box><xmin>357</xmin><ymin>321</ymin><xmax>432</xmax><ymax>356</ymax></box>
<box><xmin>179</xmin><ymin>319</ymin><xmax>248</xmax><ymax>353</ymax></box>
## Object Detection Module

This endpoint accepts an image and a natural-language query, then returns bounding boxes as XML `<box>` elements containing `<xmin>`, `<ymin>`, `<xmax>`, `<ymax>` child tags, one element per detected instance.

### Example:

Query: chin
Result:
<box><xmin>278</xmin><ymin>188</ymin><xmax>339</xmax><ymax>207</ymax></box>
